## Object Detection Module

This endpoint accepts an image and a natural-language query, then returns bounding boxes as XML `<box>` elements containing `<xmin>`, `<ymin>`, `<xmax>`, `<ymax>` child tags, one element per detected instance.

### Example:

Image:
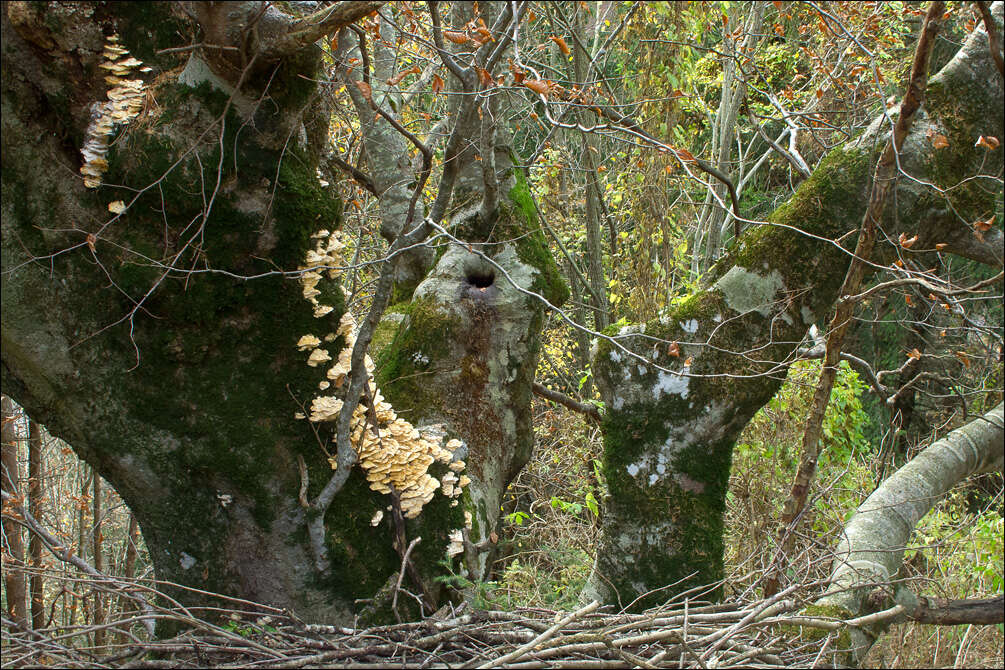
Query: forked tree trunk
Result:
<box><xmin>585</xmin><ymin>6</ymin><xmax>1004</xmax><ymax>609</ymax></box>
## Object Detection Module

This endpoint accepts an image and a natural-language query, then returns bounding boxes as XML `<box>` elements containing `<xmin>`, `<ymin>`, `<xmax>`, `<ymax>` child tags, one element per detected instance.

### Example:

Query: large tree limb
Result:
<box><xmin>585</xmin><ymin>2</ymin><xmax>1003</xmax><ymax>610</ymax></box>
<box><xmin>259</xmin><ymin>1</ymin><xmax>386</xmax><ymax>59</ymax></box>
<box><xmin>811</xmin><ymin>402</ymin><xmax>1004</xmax><ymax>665</ymax></box>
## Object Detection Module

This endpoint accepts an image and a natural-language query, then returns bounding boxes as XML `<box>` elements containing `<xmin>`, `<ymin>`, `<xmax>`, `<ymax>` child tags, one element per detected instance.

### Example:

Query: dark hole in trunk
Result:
<box><xmin>466</xmin><ymin>270</ymin><xmax>495</xmax><ymax>288</ymax></box>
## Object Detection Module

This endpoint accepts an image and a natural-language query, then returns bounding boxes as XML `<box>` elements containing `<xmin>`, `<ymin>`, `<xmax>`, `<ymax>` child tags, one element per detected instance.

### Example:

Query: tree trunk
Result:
<box><xmin>92</xmin><ymin>473</ymin><xmax>104</xmax><ymax>648</ymax></box>
<box><xmin>808</xmin><ymin>402</ymin><xmax>1004</xmax><ymax>666</ymax></box>
<box><xmin>573</xmin><ymin>6</ymin><xmax>609</xmax><ymax>332</ymax></box>
<box><xmin>1</xmin><ymin>395</ymin><xmax>28</xmax><ymax>627</ymax></box>
<box><xmin>584</xmin><ymin>6</ymin><xmax>1004</xmax><ymax>609</ymax></box>
<box><xmin>1</xmin><ymin>1</ymin><xmax>564</xmax><ymax>623</ymax></box>
<box><xmin>1</xmin><ymin>1</ymin><xmax>397</xmax><ymax>623</ymax></box>
<box><xmin>374</xmin><ymin>135</ymin><xmax>568</xmax><ymax>588</ymax></box>
<box><xmin>28</xmin><ymin>419</ymin><xmax>44</xmax><ymax>630</ymax></box>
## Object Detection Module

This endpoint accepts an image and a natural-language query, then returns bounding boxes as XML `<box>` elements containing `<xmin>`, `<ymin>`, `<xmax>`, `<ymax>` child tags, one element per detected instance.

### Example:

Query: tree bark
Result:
<box><xmin>28</xmin><ymin>419</ymin><xmax>44</xmax><ymax>630</ymax></box>
<box><xmin>1</xmin><ymin>395</ymin><xmax>28</xmax><ymax>627</ymax></box>
<box><xmin>585</xmin><ymin>5</ymin><xmax>1004</xmax><ymax>609</ymax></box>
<box><xmin>1</xmin><ymin>1</ymin><xmax>382</xmax><ymax>622</ymax></box>
<box><xmin>807</xmin><ymin>402</ymin><xmax>1004</xmax><ymax>666</ymax></box>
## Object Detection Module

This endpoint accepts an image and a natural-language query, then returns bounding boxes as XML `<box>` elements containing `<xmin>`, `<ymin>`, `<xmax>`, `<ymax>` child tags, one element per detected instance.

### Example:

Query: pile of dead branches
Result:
<box><xmin>1</xmin><ymin>574</ymin><xmax>861</xmax><ymax>669</ymax></box>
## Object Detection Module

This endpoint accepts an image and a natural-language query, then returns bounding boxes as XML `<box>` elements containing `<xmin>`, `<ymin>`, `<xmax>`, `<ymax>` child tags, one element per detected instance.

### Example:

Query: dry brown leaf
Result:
<box><xmin>476</xmin><ymin>66</ymin><xmax>494</xmax><ymax>88</ymax></box>
<box><xmin>443</xmin><ymin>30</ymin><xmax>469</xmax><ymax>45</ymax></box>
<box><xmin>385</xmin><ymin>65</ymin><xmax>420</xmax><ymax>86</ymax></box>
<box><xmin>354</xmin><ymin>80</ymin><xmax>372</xmax><ymax>103</ymax></box>
<box><xmin>524</xmin><ymin>79</ymin><xmax>550</xmax><ymax>96</ymax></box>
<box><xmin>674</xmin><ymin>147</ymin><xmax>696</xmax><ymax>162</ymax></box>
<box><xmin>550</xmin><ymin>35</ymin><xmax>571</xmax><ymax>55</ymax></box>
<box><xmin>668</xmin><ymin>342</ymin><xmax>680</xmax><ymax>357</ymax></box>
<box><xmin>975</xmin><ymin>135</ymin><xmax>1000</xmax><ymax>150</ymax></box>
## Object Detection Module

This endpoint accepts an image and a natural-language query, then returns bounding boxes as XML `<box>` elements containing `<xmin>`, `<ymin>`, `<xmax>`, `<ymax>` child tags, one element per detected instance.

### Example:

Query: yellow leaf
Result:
<box><xmin>107</xmin><ymin>200</ymin><xmax>126</xmax><ymax>214</ymax></box>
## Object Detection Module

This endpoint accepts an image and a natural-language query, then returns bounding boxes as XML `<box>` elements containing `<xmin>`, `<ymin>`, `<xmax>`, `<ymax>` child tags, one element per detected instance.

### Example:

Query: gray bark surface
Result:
<box><xmin>811</xmin><ymin>402</ymin><xmax>1003</xmax><ymax>665</ymax></box>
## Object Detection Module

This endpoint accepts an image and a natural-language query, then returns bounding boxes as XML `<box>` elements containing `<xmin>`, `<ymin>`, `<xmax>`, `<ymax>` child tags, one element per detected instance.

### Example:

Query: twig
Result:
<box><xmin>391</xmin><ymin>536</ymin><xmax>422</xmax><ymax>622</ymax></box>
<box><xmin>475</xmin><ymin>600</ymin><xmax>600</xmax><ymax>669</ymax></box>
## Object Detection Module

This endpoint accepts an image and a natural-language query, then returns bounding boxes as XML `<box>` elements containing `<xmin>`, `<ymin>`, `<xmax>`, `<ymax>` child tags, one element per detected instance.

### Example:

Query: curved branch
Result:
<box><xmin>532</xmin><ymin>383</ymin><xmax>602</xmax><ymax>423</ymax></box>
<box><xmin>815</xmin><ymin>402</ymin><xmax>1004</xmax><ymax>663</ymax></box>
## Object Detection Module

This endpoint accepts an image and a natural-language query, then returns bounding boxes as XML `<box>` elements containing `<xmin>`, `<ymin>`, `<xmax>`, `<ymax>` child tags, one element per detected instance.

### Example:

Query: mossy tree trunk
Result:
<box><xmin>585</xmin><ymin>8</ymin><xmax>1003</xmax><ymax>609</ymax></box>
<box><xmin>2</xmin><ymin>0</ymin><xmax>568</xmax><ymax>624</ymax></box>
<box><xmin>0</xmin><ymin>1</ymin><xmax>440</xmax><ymax>624</ymax></box>
<box><xmin>375</xmin><ymin>145</ymin><xmax>568</xmax><ymax>585</ymax></box>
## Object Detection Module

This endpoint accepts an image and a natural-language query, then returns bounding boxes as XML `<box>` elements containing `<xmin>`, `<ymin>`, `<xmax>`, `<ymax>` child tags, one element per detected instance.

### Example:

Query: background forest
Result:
<box><xmin>2</xmin><ymin>1</ymin><xmax>1003</xmax><ymax>667</ymax></box>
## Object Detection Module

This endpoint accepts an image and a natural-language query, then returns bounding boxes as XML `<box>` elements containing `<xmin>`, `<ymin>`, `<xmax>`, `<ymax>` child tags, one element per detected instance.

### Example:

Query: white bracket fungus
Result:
<box><xmin>80</xmin><ymin>35</ymin><xmax>151</xmax><ymax>188</ymax></box>
<box><xmin>297</xmin><ymin>233</ymin><xmax>472</xmax><ymax>520</ymax></box>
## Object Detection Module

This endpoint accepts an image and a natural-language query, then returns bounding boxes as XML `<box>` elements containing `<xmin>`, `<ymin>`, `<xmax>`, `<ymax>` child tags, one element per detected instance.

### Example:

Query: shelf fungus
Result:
<box><xmin>80</xmin><ymin>34</ymin><xmax>149</xmax><ymax>188</ymax></box>
<box><xmin>297</xmin><ymin>334</ymin><xmax>321</xmax><ymax>351</ymax></box>
<box><xmin>298</xmin><ymin>236</ymin><xmax>472</xmax><ymax>521</ymax></box>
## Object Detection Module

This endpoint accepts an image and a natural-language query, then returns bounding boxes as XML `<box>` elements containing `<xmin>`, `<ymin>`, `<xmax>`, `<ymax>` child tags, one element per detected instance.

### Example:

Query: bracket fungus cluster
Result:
<box><xmin>296</xmin><ymin>231</ymin><xmax>470</xmax><ymax>521</ymax></box>
<box><xmin>80</xmin><ymin>35</ymin><xmax>151</xmax><ymax>188</ymax></box>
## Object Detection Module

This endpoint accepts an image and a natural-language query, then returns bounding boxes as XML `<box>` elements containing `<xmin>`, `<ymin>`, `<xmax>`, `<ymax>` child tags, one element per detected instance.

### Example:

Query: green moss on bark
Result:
<box><xmin>375</xmin><ymin>297</ymin><xmax>456</xmax><ymax>418</ymax></box>
<box><xmin>506</xmin><ymin>169</ymin><xmax>570</xmax><ymax>307</ymax></box>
